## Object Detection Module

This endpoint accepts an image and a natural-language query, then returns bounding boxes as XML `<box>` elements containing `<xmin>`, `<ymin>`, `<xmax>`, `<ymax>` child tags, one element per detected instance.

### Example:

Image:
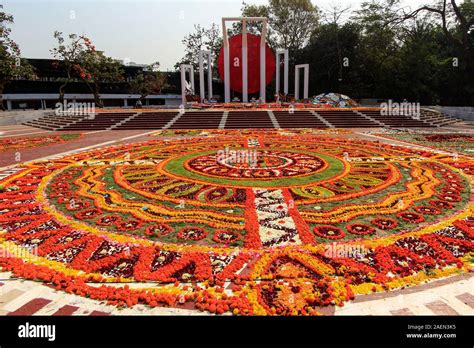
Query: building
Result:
<box><xmin>2</xmin><ymin>58</ymin><xmax>183</xmax><ymax>110</ymax></box>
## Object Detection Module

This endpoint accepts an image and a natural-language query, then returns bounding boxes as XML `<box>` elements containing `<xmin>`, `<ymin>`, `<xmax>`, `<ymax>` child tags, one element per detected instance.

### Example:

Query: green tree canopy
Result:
<box><xmin>129</xmin><ymin>62</ymin><xmax>167</xmax><ymax>103</ymax></box>
<box><xmin>0</xmin><ymin>4</ymin><xmax>34</xmax><ymax>110</ymax></box>
<box><xmin>78</xmin><ymin>47</ymin><xmax>124</xmax><ymax>108</ymax></box>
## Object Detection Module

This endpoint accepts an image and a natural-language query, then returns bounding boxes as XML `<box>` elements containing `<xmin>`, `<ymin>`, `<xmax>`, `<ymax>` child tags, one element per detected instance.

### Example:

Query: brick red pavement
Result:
<box><xmin>0</xmin><ymin>127</ymin><xmax>157</xmax><ymax>168</ymax></box>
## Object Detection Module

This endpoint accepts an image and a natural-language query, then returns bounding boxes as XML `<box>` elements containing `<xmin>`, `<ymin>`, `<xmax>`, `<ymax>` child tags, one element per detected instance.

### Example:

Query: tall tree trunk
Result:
<box><xmin>84</xmin><ymin>81</ymin><xmax>103</xmax><ymax>108</ymax></box>
<box><xmin>58</xmin><ymin>80</ymin><xmax>68</xmax><ymax>105</ymax></box>
<box><xmin>93</xmin><ymin>82</ymin><xmax>103</xmax><ymax>108</ymax></box>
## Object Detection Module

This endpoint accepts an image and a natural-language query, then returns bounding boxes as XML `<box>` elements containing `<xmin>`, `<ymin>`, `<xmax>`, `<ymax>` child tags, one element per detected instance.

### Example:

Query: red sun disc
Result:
<box><xmin>217</xmin><ymin>33</ymin><xmax>276</xmax><ymax>95</ymax></box>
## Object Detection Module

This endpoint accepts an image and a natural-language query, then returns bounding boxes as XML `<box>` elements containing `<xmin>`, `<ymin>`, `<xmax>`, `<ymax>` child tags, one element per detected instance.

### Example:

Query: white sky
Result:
<box><xmin>3</xmin><ymin>0</ymin><xmax>430</xmax><ymax>70</ymax></box>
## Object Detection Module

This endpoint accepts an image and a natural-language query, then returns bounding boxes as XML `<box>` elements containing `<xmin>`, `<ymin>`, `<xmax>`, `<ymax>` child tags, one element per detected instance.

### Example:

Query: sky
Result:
<box><xmin>3</xmin><ymin>0</ymin><xmax>429</xmax><ymax>71</ymax></box>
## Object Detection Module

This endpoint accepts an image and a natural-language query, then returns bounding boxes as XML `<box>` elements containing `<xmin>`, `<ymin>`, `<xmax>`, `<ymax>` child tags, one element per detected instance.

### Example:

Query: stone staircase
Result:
<box><xmin>23</xmin><ymin>113</ymin><xmax>84</xmax><ymax>131</ymax></box>
<box><xmin>359</xmin><ymin>110</ymin><xmax>434</xmax><ymax>128</ymax></box>
<box><xmin>419</xmin><ymin>109</ymin><xmax>462</xmax><ymax>127</ymax></box>
<box><xmin>21</xmin><ymin>109</ymin><xmax>466</xmax><ymax>131</ymax></box>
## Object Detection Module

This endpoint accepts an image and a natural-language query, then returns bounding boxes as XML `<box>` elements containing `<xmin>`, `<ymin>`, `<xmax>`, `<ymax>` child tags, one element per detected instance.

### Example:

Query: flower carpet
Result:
<box><xmin>0</xmin><ymin>129</ymin><xmax>473</xmax><ymax>315</ymax></box>
<box><xmin>0</xmin><ymin>134</ymin><xmax>82</xmax><ymax>152</ymax></box>
<box><xmin>376</xmin><ymin>132</ymin><xmax>474</xmax><ymax>155</ymax></box>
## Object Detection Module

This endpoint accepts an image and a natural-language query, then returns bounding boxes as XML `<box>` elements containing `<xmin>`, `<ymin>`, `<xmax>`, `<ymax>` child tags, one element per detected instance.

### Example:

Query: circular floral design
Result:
<box><xmin>0</xmin><ymin>130</ymin><xmax>472</xmax><ymax>316</ymax></box>
<box><xmin>313</xmin><ymin>226</ymin><xmax>345</xmax><ymax>239</ymax></box>
<box><xmin>414</xmin><ymin>206</ymin><xmax>442</xmax><ymax>215</ymax></box>
<box><xmin>438</xmin><ymin>193</ymin><xmax>462</xmax><ymax>202</ymax></box>
<box><xmin>187</xmin><ymin>150</ymin><xmax>325</xmax><ymax>179</ymax></box>
<box><xmin>145</xmin><ymin>224</ymin><xmax>173</xmax><ymax>237</ymax></box>
<box><xmin>177</xmin><ymin>227</ymin><xmax>207</xmax><ymax>241</ymax></box>
<box><xmin>397</xmin><ymin>212</ymin><xmax>425</xmax><ymax>223</ymax></box>
<box><xmin>74</xmin><ymin>208</ymin><xmax>102</xmax><ymax>220</ymax></box>
<box><xmin>429</xmin><ymin>200</ymin><xmax>454</xmax><ymax>209</ymax></box>
<box><xmin>346</xmin><ymin>224</ymin><xmax>376</xmax><ymax>236</ymax></box>
<box><xmin>96</xmin><ymin>215</ymin><xmax>121</xmax><ymax>226</ymax></box>
<box><xmin>371</xmin><ymin>218</ymin><xmax>398</xmax><ymax>230</ymax></box>
<box><xmin>116</xmin><ymin>220</ymin><xmax>143</xmax><ymax>231</ymax></box>
<box><xmin>213</xmin><ymin>230</ymin><xmax>241</xmax><ymax>244</ymax></box>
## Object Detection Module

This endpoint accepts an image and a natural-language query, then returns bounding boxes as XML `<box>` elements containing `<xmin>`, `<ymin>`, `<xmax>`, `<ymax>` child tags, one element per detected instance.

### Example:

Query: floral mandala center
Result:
<box><xmin>186</xmin><ymin>150</ymin><xmax>326</xmax><ymax>179</ymax></box>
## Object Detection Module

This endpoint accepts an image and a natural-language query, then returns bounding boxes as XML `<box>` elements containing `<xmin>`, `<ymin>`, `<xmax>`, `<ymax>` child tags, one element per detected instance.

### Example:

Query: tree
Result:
<box><xmin>239</xmin><ymin>0</ymin><xmax>319</xmax><ymax>55</ymax></box>
<box><xmin>50</xmin><ymin>31</ymin><xmax>91</xmax><ymax>105</ymax></box>
<box><xmin>385</xmin><ymin>0</ymin><xmax>474</xmax><ymax>104</ymax></box>
<box><xmin>0</xmin><ymin>4</ymin><xmax>34</xmax><ymax>110</ymax></box>
<box><xmin>175</xmin><ymin>23</ymin><xmax>222</xmax><ymax>73</ymax></box>
<box><xmin>300</xmin><ymin>20</ymin><xmax>362</xmax><ymax>96</ymax></box>
<box><xmin>268</xmin><ymin>0</ymin><xmax>319</xmax><ymax>54</ymax></box>
<box><xmin>233</xmin><ymin>3</ymin><xmax>275</xmax><ymax>46</ymax></box>
<box><xmin>320</xmin><ymin>5</ymin><xmax>352</xmax><ymax>86</ymax></box>
<box><xmin>129</xmin><ymin>62</ymin><xmax>166</xmax><ymax>103</ymax></box>
<box><xmin>351</xmin><ymin>0</ymin><xmax>406</xmax><ymax>99</ymax></box>
<box><xmin>51</xmin><ymin>32</ymin><xmax>123</xmax><ymax>107</ymax></box>
<box><xmin>78</xmin><ymin>48</ymin><xmax>124</xmax><ymax>108</ymax></box>
<box><xmin>396</xmin><ymin>18</ymin><xmax>444</xmax><ymax>104</ymax></box>
<box><xmin>388</xmin><ymin>0</ymin><xmax>473</xmax><ymax>70</ymax></box>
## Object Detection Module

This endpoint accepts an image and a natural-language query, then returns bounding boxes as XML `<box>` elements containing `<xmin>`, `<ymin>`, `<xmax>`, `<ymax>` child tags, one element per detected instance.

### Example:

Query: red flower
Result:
<box><xmin>313</xmin><ymin>226</ymin><xmax>345</xmax><ymax>239</ymax></box>
<box><xmin>437</xmin><ymin>193</ymin><xmax>461</xmax><ymax>202</ymax></box>
<box><xmin>144</xmin><ymin>224</ymin><xmax>173</xmax><ymax>237</ymax></box>
<box><xmin>116</xmin><ymin>220</ymin><xmax>143</xmax><ymax>231</ymax></box>
<box><xmin>429</xmin><ymin>200</ymin><xmax>454</xmax><ymax>210</ymax></box>
<box><xmin>371</xmin><ymin>218</ymin><xmax>397</xmax><ymax>230</ymax></box>
<box><xmin>74</xmin><ymin>208</ymin><xmax>102</xmax><ymax>220</ymax></box>
<box><xmin>397</xmin><ymin>212</ymin><xmax>425</xmax><ymax>223</ymax></box>
<box><xmin>346</xmin><ymin>224</ymin><xmax>375</xmax><ymax>235</ymax></box>
<box><xmin>96</xmin><ymin>215</ymin><xmax>121</xmax><ymax>226</ymax></box>
<box><xmin>441</xmin><ymin>188</ymin><xmax>461</xmax><ymax>195</ymax></box>
<box><xmin>414</xmin><ymin>206</ymin><xmax>442</xmax><ymax>215</ymax></box>
<box><xmin>177</xmin><ymin>227</ymin><xmax>207</xmax><ymax>241</ymax></box>
<box><xmin>213</xmin><ymin>230</ymin><xmax>241</xmax><ymax>244</ymax></box>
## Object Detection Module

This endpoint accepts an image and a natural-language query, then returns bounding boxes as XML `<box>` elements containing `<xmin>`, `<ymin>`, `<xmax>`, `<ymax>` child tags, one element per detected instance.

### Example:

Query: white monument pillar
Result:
<box><xmin>199</xmin><ymin>50</ymin><xmax>213</xmax><ymax>102</ymax></box>
<box><xmin>276</xmin><ymin>49</ymin><xmax>289</xmax><ymax>96</ymax></box>
<box><xmin>260</xmin><ymin>21</ymin><xmax>267</xmax><ymax>102</ymax></box>
<box><xmin>222</xmin><ymin>18</ymin><xmax>230</xmax><ymax>103</ymax></box>
<box><xmin>295</xmin><ymin>64</ymin><xmax>309</xmax><ymax>100</ymax></box>
<box><xmin>242</xmin><ymin>20</ymin><xmax>248</xmax><ymax>102</ymax></box>
<box><xmin>180</xmin><ymin>64</ymin><xmax>195</xmax><ymax>106</ymax></box>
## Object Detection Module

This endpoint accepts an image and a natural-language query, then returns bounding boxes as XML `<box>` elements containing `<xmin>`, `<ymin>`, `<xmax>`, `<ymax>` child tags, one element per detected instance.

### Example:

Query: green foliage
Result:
<box><xmin>129</xmin><ymin>62</ymin><xmax>166</xmax><ymax>100</ymax></box>
<box><xmin>79</xmin><ymin>49</ymin><xmax>124</xmax><ymax>107</ymax></box>
<box><xmin>174</xmin><ymin>23</ymin><xmax>222</xmax><ymax>72</ymax></box>
<box><xmin>239</xmin><ymin>0</ymin><xmax>319</xmax><ymax>55</ymax></box>
<box><xmin>50</xmin><ymin>31</ymin><xmax>93</xmax><ymax>103</ymax></box>
<box><xmin>297</xmin><ymin>0</ymin><xmax>473</xmax><ymax>105</ymax></box>
<box><xmin>267</xmin><ymin>0</ymin><xmax>319</xmax><ymax>53</ymax></box>
<box><xmin>60</xmin><ymin>134</ymin><xmax>81</xmax><ymax>141</ymax></box>
<box><xmin>80</xmin><ymin>50</ymin><xmax>123</xmax><ymax>84</ymax></box>
<box><xmin>0</xmin><ymin>4</ymin><xmax>33</xmax><ymax>80</ymax></box>
<box><xmin>0</xmin><ymin>4</ymin><xmax>34</xmax><ymax>109</ymax></box>
<box><xmin>233</xmin><ymin>3</ymin><xmax>274</xmax><ymax>45</ymax></box>
<box><xmin>50</xmin><ymin>32</ymin><xmax>123</xmax><ymax>107</ymax></box>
